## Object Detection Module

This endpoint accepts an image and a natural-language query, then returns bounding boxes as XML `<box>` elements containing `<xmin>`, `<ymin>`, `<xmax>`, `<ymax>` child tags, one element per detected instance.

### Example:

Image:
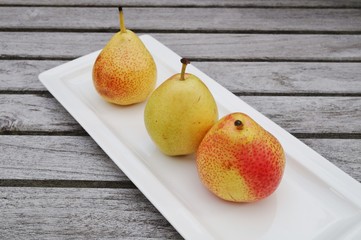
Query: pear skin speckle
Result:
<box><xmin>92</xmin><ymin>30</ymin><xmax>157</xmax><ymax>105</ymax></box>
<box><xmin>196</xmin><ymin>113</ymin><xmax>286</xmax><ymax>202</ymax></box>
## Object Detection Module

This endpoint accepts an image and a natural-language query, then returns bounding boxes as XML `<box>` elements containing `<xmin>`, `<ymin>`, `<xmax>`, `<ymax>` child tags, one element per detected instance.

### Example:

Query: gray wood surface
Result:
<box><xmin>1</xmin><ymin>1</ymin><xmax>360</xmax><ymax>239</ymax></box>
<box><xmin>0</xmin><ymin>94</ymin><xmax>81</xmax><ymax>133</ymax></box>
<box><xmin>195</xmin><ymin>62</ymin><xmax>361</xmax><ymax>95</ymax></box>
<box><xmin>0</xmin><ymin>60</ymin><xmax>61</xmax><ymax>91</ymax></box>
<box><xmin>0</xmin><ymin>135</ymin><xmax>124</xmax><ymax>181</ymax></box>
<box><xmin>2</xmin><ymin>60</ymin><xmax>361</xmax><ymax>95</ymax></box>
<box><xmin>301</xmin><ymin>139</ymin><xmax>361</xmax><ymax>182</ymax></box>
<box><xmin>1</xmin><ymin>136</ymin><xmax>360</xmax><ymax>182</ymax></box>
<box><xmin>0</xmin><ymin>187</ymin><xmax>182</xmax><ymax>239</ymax></box>
<box><xmin>1</xmin><ymin>32</ymin><xmax>361</xmax><ymax>61</ymax></box>
<box><xmin>1</xmin><ymin>0</ymin><xmax>360</xmax><ymax>7</ymax></box>
<box><xmin>1</xmin><ymin>94</ymin><xmax>360</xmax><ymax>134</ymax></box>
<box><xmin>2</xmin><ymin>7</ymin><xmax>361</xmax><ymax>32</ymax></box>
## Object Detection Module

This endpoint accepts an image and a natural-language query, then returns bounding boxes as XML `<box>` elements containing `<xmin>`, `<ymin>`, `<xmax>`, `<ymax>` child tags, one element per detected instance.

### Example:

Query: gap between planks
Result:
<box><xmin>0</xmin><ymin>179</ymin><xmax>136</xmax><ymax>189</ymax></box>
<box><xmin>0</xmin><ymin>5</ymin><xmax>361</xmax><ymax>9</ymax></box>
<box><xmin>2</xmin><ymin>55</ymin><xmax>361</xmax><ymax>63</ymax></box>
<box><xmin>1</xmin><ymin>90</ymin><xmax>361</xmax><ymax>97</ymax></box>
<box><xmin>2</xmin><ymin>28</ymin><xmax>361</xmax><ymax>35</ymax></box>
<box><xmin>1</xmin><ymin>131</ymin><xmax>360</xmax><ymax>139</ymax></box>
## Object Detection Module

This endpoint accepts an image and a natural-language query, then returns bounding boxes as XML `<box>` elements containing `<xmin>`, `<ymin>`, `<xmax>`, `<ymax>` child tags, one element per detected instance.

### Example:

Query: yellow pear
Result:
<box><xmin>92</xmin><ymin>7</ymin><xmax>157</xmax><ymax>105</ymax></box>
<box><xmin>144</xmin><ymin>58</ymin><xmax>218</xmax><ymax>156</ymax></box>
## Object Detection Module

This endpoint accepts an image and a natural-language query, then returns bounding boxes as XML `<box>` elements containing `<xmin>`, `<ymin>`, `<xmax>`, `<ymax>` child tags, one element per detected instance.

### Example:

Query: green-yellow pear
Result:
<box><xmin>92</xmin><ymin>7</ymin><xmax>157</xmax><ymax>105</ymax></box>
<box><xmin>144</xmin><ymin>58</ymin><xmax>218</xmax><ymax>156</ymax></box>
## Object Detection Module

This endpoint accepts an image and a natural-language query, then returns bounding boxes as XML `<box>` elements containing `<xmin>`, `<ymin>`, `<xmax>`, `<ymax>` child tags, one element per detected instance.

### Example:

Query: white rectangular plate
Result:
<box><xmin>39</xmin><ymin>35</ymin><xmax>361</xmax><ymax>240</ymax></box>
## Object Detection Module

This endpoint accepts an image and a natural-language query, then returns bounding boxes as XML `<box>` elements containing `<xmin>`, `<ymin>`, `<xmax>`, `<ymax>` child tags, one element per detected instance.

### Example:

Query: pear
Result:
<box><xmin>144</xmin><ymin>58</ymin><xmax>218</xmax><ymax>156</ymax></box>
<box><xmin>196</xmin><ymin>113</ymin><xmax>285</xmax><ymax>202</ymax></box>
<box><xmin>92</xmin><ymin>7</ymin><xmax>157</xmax><ymax>105</ymax></box>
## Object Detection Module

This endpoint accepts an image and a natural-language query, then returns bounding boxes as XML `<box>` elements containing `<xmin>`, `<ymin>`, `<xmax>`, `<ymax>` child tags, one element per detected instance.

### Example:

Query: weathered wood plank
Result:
<box><xmin>1</xmin><ymin>32</ymin><xmax>361</xmax><ymax>61</ymax></box>
<box><xmin>301</xmin><ymin>139</ymin><xmax>361</xmax><ymax>182</ymax></box>
<box><xmin>0</xmin><ymin>187</ymin><xmax>182</xmax><ymax>239</ymax></box>
<box><xmin>2</xmin><ymin>60</ymin><xmax>361</xmax><ymax>95</ymax></box>
<box><xmin>1</xmin><ymin>94</ymin><xmax>360</xmax><ymax>134</ymax></box>
<box><xmin>0</xmin><ymin>60</ymin><xmax>62</xmax><ymax>91</ymax></box>
<box><xmin>195</xmin><ymin>62</ymin><xmax>361</xmax><ymax>95</ymax></box>
<box><xmin>154</xmin><ymin>34</ymin><xmax>361</xmax><ymax>61</ymax></box>
<box><xmin>1</xmin><ymin>7</ymin><xmax>361</xmax><ymax>32</ymax></box>
<box><xmin>1</xmin><ymin>136</ymin><xmax>360</xmax><ymax>182</ymax></box>
<box><xmin>241</xmin><ymin>96</ymin><xmax>361</xmax><ymax>134</ymax></box>
<box><xmin>0</xmin><ymin>135</ymin><xmax>124</xmax><ymax>181</ymax></box>
<box><xmin>0</xmin><ymin>0</ymin><xmax>360</xmax><ymax>7</ymax></box>
<box><xmin>0</xmin><ymin>94</ymin><xmax>82</xmax><ymax>132</ymax></box>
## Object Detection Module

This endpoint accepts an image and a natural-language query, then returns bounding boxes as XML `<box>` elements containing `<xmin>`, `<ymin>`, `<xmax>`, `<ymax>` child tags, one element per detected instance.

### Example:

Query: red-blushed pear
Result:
<box><xmin>144</xmin><ymin>58</ymin><xmax>218</xmax><ymax>156</ymax></box>
<box><xmin>92</xmin><ymin>7</ymin><xmax>156</xmax><ymax>105</ymax></box>
<box><xmin>196</xmin><ymin>112</ymin><xmax>286</xmax><ymax>202</ymax></box>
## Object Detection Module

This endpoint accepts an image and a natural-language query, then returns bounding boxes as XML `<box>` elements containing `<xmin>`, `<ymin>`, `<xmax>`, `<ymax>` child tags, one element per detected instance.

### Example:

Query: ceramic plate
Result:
<box><xmin>39</xmin><ymin>35</ymin><xmax>361</xmax><ymax>240</ymax></box>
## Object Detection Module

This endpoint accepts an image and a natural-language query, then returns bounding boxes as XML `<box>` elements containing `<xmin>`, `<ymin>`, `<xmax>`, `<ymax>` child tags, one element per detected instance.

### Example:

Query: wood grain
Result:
<box><xmin>241</xmin><ymin>96</ymin><xmax>361</xmax><ymax>134</ymax></box>
<box><xmin>0</xmin><ymin>187</ymin><xmax>182</xmax><ymax>239</ymax></box>
<box><xmin>0</xmin><ymin>94</ymin><xmax>81</xmax><ymax>133</ymax></box>
<box><xmin>0</xmin><ymin>60</ymin><xmax>62</xmax><ymax>91</ymax></box>
<box><xmin>1</xmin><ymin>0</ymin><xmax>360</xmax><ymax>7</ymax></box>
<box><xmin>1</xmin><ymin>94</ymin><xmax>360</xmax><ymax>134</ymax></box>
<box><xmin>154</xmin><ymin>34</ymin><xmax>361</xmax><ymax>61</ymax></box>
<box><xmin>195</xmin><ymin>62</ymin><xmax>361</xmax><ymax>95</ymax></box>
<box><xmin>1</xmin><ymin>7</ymin><xmax>361</xmax><ymax>32</ymax></box>
<box><xmin>301</xmin><ymin>139</ymin><xmax>361</xmax><ymax>182</ymax></box>
<box><xmin>2</xmin><ymin>60</ymin><xmax>361</xmax><ymax>95</ymax></box>
<box><xmin>0</xmin><ymin>135</ymin><xmax>124</xmax><ymax>181</ymax></box>
<box><xmin>1</xmin><ymin>32</ymin><xmax>361</xmax><ymax>61</ymax></box>
<box><xmin>1</xmin><ymin>136</ymin><xmax>360</xmax><ymax>182</ymax></box>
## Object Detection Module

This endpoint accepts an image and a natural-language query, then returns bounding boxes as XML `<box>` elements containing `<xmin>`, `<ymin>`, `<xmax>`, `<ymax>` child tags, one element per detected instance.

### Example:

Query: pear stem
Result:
<box><xmin>118</xmin><ymin>7</ymin><xmax>127</xmax><ymax>33</ymax></box>
<box><xmin>234</xmin><ymin>120</ymin><xmax>243</xmax><ymax>130</ymax></box>
<box><xmin>180</xmin><ymin>58</ymin><xmax>190</xmax><ymax>80</ymax></box>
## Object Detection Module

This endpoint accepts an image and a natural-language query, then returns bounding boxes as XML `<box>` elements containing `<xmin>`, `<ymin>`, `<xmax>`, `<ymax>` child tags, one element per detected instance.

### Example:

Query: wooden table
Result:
<box><xmin>1</xmin><ymin>0</ymin><xmax>360</xmax><ymax>239</ymax></box>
